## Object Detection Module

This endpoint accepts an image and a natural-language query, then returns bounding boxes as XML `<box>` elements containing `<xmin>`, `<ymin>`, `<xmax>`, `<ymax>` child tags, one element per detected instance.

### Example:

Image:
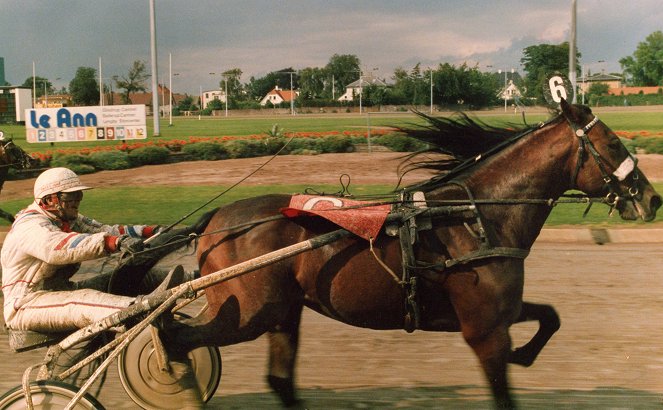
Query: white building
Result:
<box><xmin>259</xmin><ymin>85</ymin><xmax>299</xmax><ymax>106</ymax></box>
<box><xmin>337</xmin><ymin>75</ymin><xmax>388</xmax><ymax>102</ymax></box>
<box><xmin>201</xmin><ymin>89</ymin><xmax>227</xmax><ymax>108</ymax></box>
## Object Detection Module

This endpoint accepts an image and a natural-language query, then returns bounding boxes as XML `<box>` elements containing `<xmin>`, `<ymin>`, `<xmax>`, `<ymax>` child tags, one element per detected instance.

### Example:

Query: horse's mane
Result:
<box><xmin>397</xmin><ymin>111</ymin><xmax>545</xmax><ymax>191</ymax></box>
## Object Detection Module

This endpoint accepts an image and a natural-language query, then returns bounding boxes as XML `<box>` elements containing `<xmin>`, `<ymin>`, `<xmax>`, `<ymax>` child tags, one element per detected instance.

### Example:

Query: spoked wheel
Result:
<box><xmin>117</xmin><ymin>313</ymin><xmax>221</xmax><ymax>409</ymax></box>
<box><xmin>0</xmin><ymin>381</ymin><xmax>104</xmax><ymax>409</ymax></box>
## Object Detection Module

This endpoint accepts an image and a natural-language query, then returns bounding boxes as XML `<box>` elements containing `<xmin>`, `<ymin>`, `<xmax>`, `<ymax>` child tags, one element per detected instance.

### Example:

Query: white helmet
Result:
<box><xmin>34</xmin><ymin>167</ymin><xmax>92</xmax><ymax>200</ymax></box>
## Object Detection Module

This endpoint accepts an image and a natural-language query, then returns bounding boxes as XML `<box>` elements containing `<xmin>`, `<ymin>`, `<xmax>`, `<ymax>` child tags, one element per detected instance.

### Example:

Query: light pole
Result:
<box><xmin>429</xmin><ymin>68</ymin><xmax>434</xmax><ymax>114</ymax></box>
<box><xmin>223</xmin><ymin>74</ymin><xmax>228</xmax><ymax>117</ymax></box>
<box><xmin>209</xmin><ymin>71</ymin><xmax>229</xmax><ymax>116</ymax></box>
<box><xmin>498</xmin><ymin>68</ymin><xmax>514</xmax><ymax>112</ymax></box>
<box><xmin>581</xmin><ymin>60</ymin><xmax>605</xmax><ymax>105</ymax></box>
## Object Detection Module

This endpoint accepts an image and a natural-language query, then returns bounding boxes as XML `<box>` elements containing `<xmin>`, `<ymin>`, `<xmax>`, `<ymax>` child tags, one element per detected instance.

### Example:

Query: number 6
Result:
<box><xmin>548</xmin><ymin>76</ymin><xmax>567</xmax><ymax>103</ymax></box>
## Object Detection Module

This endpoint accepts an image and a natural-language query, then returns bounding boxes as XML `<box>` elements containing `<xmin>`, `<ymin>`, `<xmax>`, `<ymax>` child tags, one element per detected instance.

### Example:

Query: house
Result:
<box><xmin>201</xmin><ymin>89</ymin><xmax>227</xmax><ymax>109</ymax></box>
<box><xmin>578</xmin><ymin>72</ymin><xmax>622</xmax><ymax>94</ymax></box>
<box><xmin>259</xmin><ymin>85</ymin><xmax>299</xmax><ymax>106</ymax></box>
<box><xmin>108</xmin><ymin>84</ymin><xmax>188</xmax><ymax>115</ymax></box>
<box><xmin>337</xmin><ymin>75</ymin><xmax>387</xmax><ymax>102</ymax></box>
<box><xmin>498</xmin><ymin>79</ymin><xmax>522</xmax><ymax>101</ymax></box>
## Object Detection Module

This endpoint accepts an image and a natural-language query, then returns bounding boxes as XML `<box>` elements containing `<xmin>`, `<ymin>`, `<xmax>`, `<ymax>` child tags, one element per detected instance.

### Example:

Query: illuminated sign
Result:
<box><xmin>25</xmin><ymin>105</ymin><xmax>146</xmax><ymax>143</ymax></box>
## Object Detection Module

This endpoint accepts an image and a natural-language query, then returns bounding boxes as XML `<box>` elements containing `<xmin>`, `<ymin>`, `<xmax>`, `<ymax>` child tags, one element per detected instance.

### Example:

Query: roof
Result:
<box><xmin>109</xmin><ymin>84</ymin><xmax>189</xmax><ymax>106</ymax></box>
<box><xmin>265</xmin><ymin>87</ymin><xmax>297</xmax><ymax>102</ymax></box>
<box><xmin>345</xmin><ymin>75</ymin><xmax>388</xmax><ymax>88</ymax></box>
<box><xmin>584</xmin><ymin>73</ymin><xmax>622</xmax><ymax>82</ymax></box>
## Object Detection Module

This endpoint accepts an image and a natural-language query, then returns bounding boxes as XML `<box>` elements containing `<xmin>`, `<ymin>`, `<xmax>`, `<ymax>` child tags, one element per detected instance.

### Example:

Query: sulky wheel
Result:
<box><xmin>117</xmin><ymin>313</ymin><xmax>221</xmax><ymax>409</ymax></box>
<box><xmin>0</xmin><ymin>381</ymin><xmax>104</xmax><ymax>409</ymax></box>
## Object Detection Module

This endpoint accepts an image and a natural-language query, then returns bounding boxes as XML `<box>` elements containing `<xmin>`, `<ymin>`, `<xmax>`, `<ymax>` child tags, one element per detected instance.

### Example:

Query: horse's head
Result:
<box><xmin>561</xmin><ymin>99</ymin><xmax>662</xmax><ymax>221</ymax></box>
<box><xmin>0</xmin><ymin>135</ymin><xmax>37</xmax><ymax>170</ymax></box>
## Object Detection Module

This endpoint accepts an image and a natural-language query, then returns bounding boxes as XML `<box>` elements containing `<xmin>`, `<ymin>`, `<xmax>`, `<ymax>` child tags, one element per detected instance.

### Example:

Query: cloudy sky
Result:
<box><xmin>1</xmin><ymin>0</ymin><xmax>662</xmax><ymax>95</ymax></box>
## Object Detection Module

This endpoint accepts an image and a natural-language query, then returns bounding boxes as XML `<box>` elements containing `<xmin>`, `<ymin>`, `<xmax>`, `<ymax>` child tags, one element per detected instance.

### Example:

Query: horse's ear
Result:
<box><xmin>559</xmin><ymin>97</ymin><xmax>581</xmax><ymax>122</ymax></box>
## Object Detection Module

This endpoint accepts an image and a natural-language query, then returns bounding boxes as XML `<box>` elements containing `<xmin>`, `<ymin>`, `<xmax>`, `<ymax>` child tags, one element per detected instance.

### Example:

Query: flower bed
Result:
<box><xmin>26</xmin><ymin>129</ymin><xmax>407</xmax><ymax>174</ymax></box>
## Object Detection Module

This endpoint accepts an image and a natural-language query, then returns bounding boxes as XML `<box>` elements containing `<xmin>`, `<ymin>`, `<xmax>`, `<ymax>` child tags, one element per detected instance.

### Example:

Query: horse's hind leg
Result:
<box><xmin>266</xmin><ymin>302</ymin><xmax>304</xmax><ymax>408</ymax></box>
<box><xmin>509</xmin><ymin>301</ymin><xmax>560</xmax><ymax>367</ymax></box>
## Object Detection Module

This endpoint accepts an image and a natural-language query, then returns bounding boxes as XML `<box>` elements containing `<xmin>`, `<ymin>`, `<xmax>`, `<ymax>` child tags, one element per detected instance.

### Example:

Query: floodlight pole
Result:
<box><xmin>149</xmin><ymin>0</ymin><xmax>160</xmax><ymax>136</ymax></box>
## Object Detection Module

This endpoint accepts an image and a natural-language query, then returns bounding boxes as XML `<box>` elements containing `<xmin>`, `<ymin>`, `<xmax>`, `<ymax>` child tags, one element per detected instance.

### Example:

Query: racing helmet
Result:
<box><xmin>33</xmin><ymin>167</ymin><xmax>92</xmax><ymax>200</ymax></box>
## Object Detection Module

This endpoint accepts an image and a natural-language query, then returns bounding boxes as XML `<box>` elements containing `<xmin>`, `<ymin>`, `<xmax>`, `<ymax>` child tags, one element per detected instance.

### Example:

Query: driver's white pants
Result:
<box><xmin>6</xmin><ymin>289</ymin><xmax>134</xmax><ymax>332</ymax></box>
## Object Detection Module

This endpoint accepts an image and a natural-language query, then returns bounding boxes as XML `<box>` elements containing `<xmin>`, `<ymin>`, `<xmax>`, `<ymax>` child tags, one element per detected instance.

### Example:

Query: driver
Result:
<box><xmin>1</xmin><ymin>167</ymin><xmax>188</xmax><ymax>333</ymax></box>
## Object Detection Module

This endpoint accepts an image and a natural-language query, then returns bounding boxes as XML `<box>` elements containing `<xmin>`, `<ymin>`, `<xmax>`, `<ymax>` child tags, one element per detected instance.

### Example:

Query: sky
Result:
<box><xmin>1</xmin><ymin>0</ymin><xmax>662</xmax><ymax>95</ymax></box>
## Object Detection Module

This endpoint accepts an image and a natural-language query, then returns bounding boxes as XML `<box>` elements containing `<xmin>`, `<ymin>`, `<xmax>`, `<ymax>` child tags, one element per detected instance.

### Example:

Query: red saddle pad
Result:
<box><xmin>281</xmin><ymin>194</ymin><xmax>391</xmax><ymax>240</ymax></box>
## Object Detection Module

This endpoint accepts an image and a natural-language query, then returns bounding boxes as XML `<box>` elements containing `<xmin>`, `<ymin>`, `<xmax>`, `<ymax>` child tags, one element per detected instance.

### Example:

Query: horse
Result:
<box><xmin>0</xmin><ymin>135</ymin><xmax>37</xmax><ymax>222</ymax></box>
<box><xmin>164</xmin><ymin>99</ymin><xmax>661</xmax><ymax>409</ymax></box>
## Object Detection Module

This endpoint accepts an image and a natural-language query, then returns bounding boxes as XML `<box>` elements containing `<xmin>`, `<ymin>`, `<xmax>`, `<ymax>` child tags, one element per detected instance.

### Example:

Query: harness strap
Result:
<box><xmin>441</xmin><ymin>246</ymin><xmax>530</xmax><ymax>269</ymax></box>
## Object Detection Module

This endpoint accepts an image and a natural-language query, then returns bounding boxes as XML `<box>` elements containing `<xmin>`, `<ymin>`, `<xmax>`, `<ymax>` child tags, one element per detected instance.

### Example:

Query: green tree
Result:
<box><xmin>245</xmin><ymin>68</ymin><xmax>298</xmax><ymax>101</ymax></box>
<box><xmin>324</xmin><ymin>54</ymin><xmax>361</xmax><ymax>98</ymax></box>
<box><xmin>390</xmin><ymin>64</ymin><xmax>430</xmax><ymax>105</ymax></box>
<box><xmin>68</xmin><ymin>68</ymin><xmax>99</xmax><ymax>106</ymax></box>
<box><xmin>219</xmin><ymin>68</ymin><xmax>243</xmax><ymax>107</ymax></box>
<box><xmin>521</xmin><ymin>42</ymin><xmax>580</xmax><ymax>104</ymax></box>
<box><xmin>177</xmin><ymin>95</ymin><xmax>194</xmax><ymax>112</ymax></box>
<box><xmin>587</xmin><ymin>82</ymin><xmax>610</xmax><ymax>96</ymax></box>
<box><xmin>21</xmin><ymin>76</ymin><xmax>53</xmax><ymax>98</ymax></box>
<box><xmin>298</xmin><ymin>67</ymin><xmax>326</xmax><ymax>100</ymax></box>
<box><xmin>433</xmin><ymin>63</ymin><xmax>498</xmax><ymax>109</ymax></box>
<box><xmin>619</xmin><ymin>31</ymin><xmax>663</xmax><ymax>86</ymax></box>
<box><xmin>115</xmin><ymin>60</ymin><xmax>150</xmax><ymax>104</ymax></box>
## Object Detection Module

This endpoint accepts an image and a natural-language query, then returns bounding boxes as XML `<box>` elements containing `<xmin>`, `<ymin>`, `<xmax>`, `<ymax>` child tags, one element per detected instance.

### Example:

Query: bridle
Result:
<box><xmin>566</xmin><ymin>114</ymin><xmax>640</xmax><ymax>209</ymax></box>
<box><xmin>0</xmin><ymin>138</ymin><xmax>34</xmax><ymax>170</ymax></box>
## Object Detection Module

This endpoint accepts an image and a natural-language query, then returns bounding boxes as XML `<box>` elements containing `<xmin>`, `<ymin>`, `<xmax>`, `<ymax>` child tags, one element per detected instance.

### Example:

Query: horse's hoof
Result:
<box><xmin>509</xmin><ymin>347</ymin><xmax>535</xmax><ymax>367</ymax></box>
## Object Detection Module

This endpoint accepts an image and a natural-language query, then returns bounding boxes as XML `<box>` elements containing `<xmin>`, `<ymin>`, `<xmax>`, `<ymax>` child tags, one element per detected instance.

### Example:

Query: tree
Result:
<box><xmin>218</xmin><ymin>68</ymin><xmax>243</xmax><ymax>107</ymax></box>
<box><xmin>21</xmin><ymin>76</ymin><xmax>53</xmax><ymax>98</ymax></box>
<box><xmin>433</xmin><ymin>63</ymin><xmax>498</xmax><ymax>109</ymax></box>
<box><xmin>177</xmin><ymin>95</ymin><xmax>194</xmax><ymax>112</ymax></box>
<box><xmin>245</xmin><ymin>68</ymin><xmax>298</xmax><ymax>101</ymax></box>
<box><xmin>324</xmin><ymin>54</ymin><xmax>361</xmax><ymax>98</ymax></box>
<box><xmin>68</xmin><ymin>68</ymin><xmax>98</xmax><ymax>106</ymax></box>
<box><xmin>521</xmin><ymin>42</ymin><xmax>580</xmax><ymax>104</ymax></box>
<box><xmin>619</xmin><ymin>31</ymin><xmax>663</xmax><ymax>86</ymax></box>
<box><xmin>298</xmin><ymin>67</ymin><xmax>326</xmax><ymax>100</ymax></box>
<box><xmin>115</xmin><ymin>60</ymin><xmax>150</xmax><ymax>104</ymax></box>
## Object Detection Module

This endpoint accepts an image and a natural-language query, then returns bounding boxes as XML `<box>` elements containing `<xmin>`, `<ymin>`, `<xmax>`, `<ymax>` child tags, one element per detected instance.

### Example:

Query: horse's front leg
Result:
<box><xmin>464</xmin><ymin>323</ymin><xmax>515</xmax><ymax>409</ymax></box>
<box><xmin>509</xmin><ymin>301</ymin><xmax>560</xmax><ymax>367</ymax></box>
<box><xmin>266</xmin><ymin>302</ymin><xmax>304</xmax><ymax>408</ymax></box>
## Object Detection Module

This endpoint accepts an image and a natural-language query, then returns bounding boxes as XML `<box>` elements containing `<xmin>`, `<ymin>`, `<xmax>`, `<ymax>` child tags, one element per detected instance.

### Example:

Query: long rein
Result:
<box><xmin>139</xmin><ymin>112</ymin><xmax>615</xmax><ymax>256</ymax></box>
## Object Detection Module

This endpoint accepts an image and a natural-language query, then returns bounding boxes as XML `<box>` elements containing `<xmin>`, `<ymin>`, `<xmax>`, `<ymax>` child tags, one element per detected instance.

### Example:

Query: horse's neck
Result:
<box><xmin>444</xmin><ymin>126</ymin><xmax>574</xmax><ymax>248</ymax></box>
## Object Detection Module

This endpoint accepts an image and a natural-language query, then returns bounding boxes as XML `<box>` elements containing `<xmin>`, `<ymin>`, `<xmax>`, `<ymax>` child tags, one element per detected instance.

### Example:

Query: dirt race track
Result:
<box><xmin>1</xmin><ymin>153</ymin><xmax>663</xmax><ymax>408</ymax></box>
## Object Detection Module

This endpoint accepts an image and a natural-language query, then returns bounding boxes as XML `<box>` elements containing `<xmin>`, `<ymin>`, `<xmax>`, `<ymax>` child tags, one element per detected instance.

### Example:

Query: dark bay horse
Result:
<box><xmin>0</xmin><ymin>135</ymin><xmax>36</xmax><ymax>222</ymax></box>
<box><xmin>167</xmin><ymin>100</ymin><xmax>660</xmax><ymax>408</ymax></box>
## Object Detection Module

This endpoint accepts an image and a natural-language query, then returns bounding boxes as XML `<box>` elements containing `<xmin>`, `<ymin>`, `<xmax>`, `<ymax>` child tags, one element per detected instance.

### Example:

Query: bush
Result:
<box><xmin>316</xmin><ymin>136</ymin><xmax>354</xmax><ymax>153</ymax></box>
<box><xmin>282</xmin><ymin>137</ymin><xmax>318</xmax><ymax>154</ymax></box>
<box><xmin>181</xmin><ymin>142</ymin><xmax>229</xmax><ymax>160</ymax></box>
<box><xmin>50</xmin><ymin>153</ymin><xmax>96</xmax><ymax>174</ymax></box>
<box><xmin>373</xmin><ymin>134</ymin><xmax>426</xmax><ymax>152</ymax></box>
<box><xmin>632</xmin><ymin>136</ymin><xmax>663</xmax><ymax>154</ymax></box>
<box><xmin>225</xmin><ymin>140</ymin><xmax>271</xmax><ymax>158</ymax></box>
<box><xmin>89</xmin><ymin>150</ymin><xmax>131</xmax><ymax>170</ymax></box>
<box><xmin>128</xmin><ymin>145</ymin><xmax>171</xmax><ymax>166</ymax></box>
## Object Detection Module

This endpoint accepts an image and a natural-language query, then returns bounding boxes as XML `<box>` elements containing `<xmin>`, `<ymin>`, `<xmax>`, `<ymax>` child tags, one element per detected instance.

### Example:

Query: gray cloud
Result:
<box><xmin>1</xmin><ymin>0</ymin><xmax>661</xmax><ymax>94</ymax></box>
